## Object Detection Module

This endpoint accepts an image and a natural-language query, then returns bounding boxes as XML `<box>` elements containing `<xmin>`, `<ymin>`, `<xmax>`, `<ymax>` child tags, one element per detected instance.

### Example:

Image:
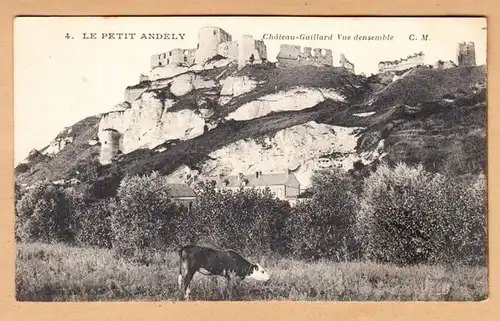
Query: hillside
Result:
<box><xmin>15</xmin><ymin>62</ymin><xmax>487</xmax><ymax>198</ymax></box>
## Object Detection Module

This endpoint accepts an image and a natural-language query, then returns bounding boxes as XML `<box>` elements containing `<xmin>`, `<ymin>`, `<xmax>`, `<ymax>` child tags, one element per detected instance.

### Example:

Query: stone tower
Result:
<box><xmin>237</xmin><ymin>35</ymin><xmax>267</xmax><ymax>67</ymax></box>
<box><xmin>195</xmin><ymin>26</ymin><xmax>232</xmax><ymax>65</ymax></box>
<box><xmin>457</xmin><ymin>41</ymin><xmax>476</xmax><ymax>66</ymax></box>
<box><xmin>98</xmin><ymin>128</ymin><xmax>121</xmax><ymax>165</ymax></box>
<box><xmin>238</xmin><ymin>35</ymin><xmax>254</xmax><ymax>67</ymax></box>
<box><xmin>339</xmin><ymin>53</ymin><xmax>355</xmax><ymax>73</ymax></box>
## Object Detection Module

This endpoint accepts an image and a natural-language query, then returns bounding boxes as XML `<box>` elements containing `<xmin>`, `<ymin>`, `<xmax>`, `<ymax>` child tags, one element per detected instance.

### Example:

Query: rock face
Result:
<box><xmin>100</xmin><ymin>68</ymin><xmax>351</xmax><ymax>164</ymax></box>
<box><xmin>165</xmin><ymin>121</ymin><xmax>365</xmax><ymax>188</ymax></box>
<box><xmin>220</xmin><ymin>76</ymin><xmax>258</xmax><ymax>96</ymax></box>
<box><xmin>98</xmin><ymin>92</ymin><xmax>205</xmax><ymax>156</ymax></box>
<box><xmin>43</xmin><ymin>128</ymin><xmax>74</xmax><ymax>155</ymax></box>
<box><xmin>226</xmin><ymin>87</ymin><xmax>345</xmax><ymax>121</ymax></box>
<box><xmin>98</xmin><ymin>68</ymin><xmax>270</xmax><ymax>162</ymax></box>
<box><xmin>170</xmin><ymin>73</ymin><xmax>195</xmax><ymax>96</ymax></box>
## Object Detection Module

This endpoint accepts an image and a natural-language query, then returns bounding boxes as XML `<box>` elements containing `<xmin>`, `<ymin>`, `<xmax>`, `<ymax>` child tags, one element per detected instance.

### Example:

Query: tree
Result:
<box><xmin>74</xmin><ymin>198</ymin><xmax>114</xmax><ymax>248</ymax></box>
<box><xmin>286</xmin><ymin>169</ymin><xmax>360</xmax><ymax>261</ymax></box>
<box><xmin>358</xmin><ymin>162</ymin><xmax>487</xmax><ymax>265</ymax></box>
<box><xmin>186</xmin><ymin>181</ymin><xmax>290</xmax><ymax>257</ymax></box>
<box><xmin>110</xmin><ymin>172</ymin><xmax>184</xmax><ymax>257</ymax></box>
<box><xmin>15</xmin><ymin>182</ymin><xmax>85</xmax><ymax>243</ymax></box>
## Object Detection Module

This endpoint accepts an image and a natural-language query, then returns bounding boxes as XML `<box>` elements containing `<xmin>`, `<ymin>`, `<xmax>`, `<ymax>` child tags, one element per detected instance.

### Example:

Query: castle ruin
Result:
<box><xmin>139</xmin><ymin>74</ymin><xmax>150</xmax><ymax>83</ymax></box>
<box><xmin>98</xmin><ymin>128</ymin><xmax>121</xmax><ymax>165</ymax></box>
<box><xmin>377</xmin><ymin>52</ymin><xmax>425</xmax><ymax>73</ymax></box>
<box><xmin>339</xmin><ymin>53</ymin><xmax>355</xmax><ymax>73</ymax></box>
<box><xmin>456</xmin><ymin>41</ymin><xmax>476</xmax><ymax>66</ymax></box>
<box><xmin>433</xmin><ymin>60</ymin><xmax>457</xmax><ymax>70</ymax></box>
<box><xmin>151</xmin><ymin>48</ymin><xmax>196</xmax><ymax>69</ymax></box>
<box><xmin>149</xmin><ymin>26</ymin><xmax>268</xmax><ymax>80</ymax></box>
<box><xmin>276</xmin><ymin>44</ymin><xmax>333</xmax><ymax>67</ymax></box>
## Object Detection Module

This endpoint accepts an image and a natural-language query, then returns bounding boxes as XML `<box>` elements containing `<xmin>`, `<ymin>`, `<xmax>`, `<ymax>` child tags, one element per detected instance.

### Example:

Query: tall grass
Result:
<box><xmin>16</xmin><ymin>243</ymin><xmax>487</xmax><ymax>302</ymax></box>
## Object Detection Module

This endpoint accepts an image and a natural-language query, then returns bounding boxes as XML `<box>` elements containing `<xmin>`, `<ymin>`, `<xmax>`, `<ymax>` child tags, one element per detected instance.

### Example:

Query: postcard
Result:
<box><xmin>13</xmin><ymin>16</ymin><xmax>487</xmax><ymax>302</ymax></box>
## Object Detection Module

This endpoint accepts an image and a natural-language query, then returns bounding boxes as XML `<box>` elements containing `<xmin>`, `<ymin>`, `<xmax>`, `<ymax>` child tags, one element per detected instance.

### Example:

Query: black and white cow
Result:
<box><xmin>178</xmin><ymin>244</ymin><xmax>270</xmax><ymax>300</ymax></box>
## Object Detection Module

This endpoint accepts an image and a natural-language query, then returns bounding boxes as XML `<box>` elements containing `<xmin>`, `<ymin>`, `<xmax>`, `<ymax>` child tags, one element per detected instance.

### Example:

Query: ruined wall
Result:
<box><xmin>457</xmin><ymin>41</ymin><xmax>476</xmax><ymax>66</ymax></box>
<box><xmin>238</xmin><ymin>35</ymin><xmax>267</xmax><ymax>67</ymax></box>
<box><xmin>98</xmin><ymin>128</ymin><xmax>121</xmax><ymax>165</ymax></box>
<box><xmin>255</xmin><ymin>40</ymin><xmax>267</xmax><ymax>61</ymax></box>
<box><xmin>195</xmin><ymin>26</ymin><xmax>232</xmax><ymax>64</ymax></box>
<box><xmin>434</xmin><ymin>60</ymin><xmax>457</xmax><ymax>69</ymax></box>
<box><xmin>218</xmin><ymin>41</ymin><xmax>239</xmax><ymax>61</ymax></box>
<box><xmin>184</xmin><ymin>49</ymin><xmax>196</xmax><ymax>65</ymax></box>
<box><xmin>139</xmin><ymin>74</ymin><xmax>150</xmax><ymax>83</ymax></box>
<box><xmin>339</xmin><ymin>53</ymin><xmax>355</xmax><ymax>73</ymax></box>
<box><xmin>151</xmin><ymin>48</ymin><xmax>196</xmax><ymax>69</ymax></box>
<box><xmin>378</xmin><ymin>52</ymin><xmax>425</xmax><ymax>72</ymax></box>
<box><xmin>276</xmin><ymin>44</ymin><xmax>301</xmax><ymax>61</ymax></box>
<box><xmin>276</xmin><ymin>44</ymin><xmax>333</xmax><ymax>67</ymax></box>
<box><xmin>216</xmin><ymin>36</ymin><xmax>267</xmax><ymax>67</ymax></box>
<box><xmin>149</xmin><ymin>27</ymin><xmax>268</xmax><ymax>76</ymax></box>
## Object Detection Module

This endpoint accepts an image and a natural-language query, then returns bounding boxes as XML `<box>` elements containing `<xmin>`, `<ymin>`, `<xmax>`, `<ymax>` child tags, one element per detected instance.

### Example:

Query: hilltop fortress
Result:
<box><xmin>134</xmin><ymin>25</ymin><xmax>479</xmax><ymax>86</ymax></box>
<box><xmin>149</xmin><ymin>26</ymin><xmax>267</xmax><ymax>80</ymax></box>
<box><xmin>377</xmin><ymin>41</ymin><xmax>477</xmax><ymax>73</ymax></box>
<box><xmin>275</xmin><ymin>44</ymin><xmax>333</xmax><ymax>67</ymax></box>
<box><xmin>145</xmin><ymin>26</ymin><xmax>360</xmax><ymax>82</ymax></box>
<box><xmin>378</xmin><ymin>52</ymin><xmax>425</xmax><ymax>73</ymax></box>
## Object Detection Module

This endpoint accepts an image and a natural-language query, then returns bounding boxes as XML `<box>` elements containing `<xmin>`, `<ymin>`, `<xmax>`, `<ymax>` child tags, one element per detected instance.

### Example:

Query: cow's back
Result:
<box><xmin>181</xmin><ymin>246</ymin><xmax>251</xmax><ymax>275</ymax></box>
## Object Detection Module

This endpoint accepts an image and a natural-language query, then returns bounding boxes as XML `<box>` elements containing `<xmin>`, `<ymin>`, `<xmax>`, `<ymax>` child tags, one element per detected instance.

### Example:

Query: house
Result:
<box><xmin>207</xmin><ymin>170</ymin><xmax>301</xmax><ymax>203</ymax></box>
<box><xmin>167</xmin><ymin>183</ymin><xmax>197</xmax><ymax>211</ymax></box>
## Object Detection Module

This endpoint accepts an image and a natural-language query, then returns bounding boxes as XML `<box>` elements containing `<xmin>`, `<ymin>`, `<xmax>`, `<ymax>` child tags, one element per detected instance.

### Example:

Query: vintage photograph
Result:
<box><xmin>14</xmin><ymin>16</ymin><xmax>487</xmax><ymax>301</ymax></box>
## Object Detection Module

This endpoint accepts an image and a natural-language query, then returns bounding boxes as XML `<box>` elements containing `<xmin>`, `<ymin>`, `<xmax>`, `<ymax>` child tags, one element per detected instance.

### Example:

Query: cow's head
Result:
<box><xmin>247</xmin><ymin>263</ymin><xmax>270</xmax><ymax>281</ymax></box>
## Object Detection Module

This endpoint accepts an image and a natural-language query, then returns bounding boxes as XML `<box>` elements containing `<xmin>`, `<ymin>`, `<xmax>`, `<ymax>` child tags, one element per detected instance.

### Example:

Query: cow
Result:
<box><xmin>177</xmin><ymin>244</ymin><xmax>270</xmax><ymax>300</ymax></box>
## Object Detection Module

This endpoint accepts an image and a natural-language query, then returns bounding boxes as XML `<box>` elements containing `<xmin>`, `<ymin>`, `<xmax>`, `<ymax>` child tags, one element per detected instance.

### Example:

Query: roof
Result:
<box><xmin>167</xmin><ymin>183</ymin><xmax>196</xmax><ymax>198</ymax></box>
<box><xmin>214</xmin><ymin>172</ymin><xmax>299</xmax><ymax>189</ymax></box>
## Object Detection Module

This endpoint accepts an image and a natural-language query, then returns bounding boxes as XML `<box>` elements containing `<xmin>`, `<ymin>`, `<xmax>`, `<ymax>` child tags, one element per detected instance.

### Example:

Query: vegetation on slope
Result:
<box><xmin>15</xmin><ymin>64</ymin><xmax>487</xmax><ymax>199</ymax></box>
<box><xmin>15</xmin><ymin>116</ymin><xmax>101</xmax><ymax>185</ymax></box>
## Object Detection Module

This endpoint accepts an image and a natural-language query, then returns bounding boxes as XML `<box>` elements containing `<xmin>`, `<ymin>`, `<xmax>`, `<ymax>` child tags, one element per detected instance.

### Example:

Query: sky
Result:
<box><xmin>14</xmin><ymin>17</ymin><xmax>487</xmax><ymax>164</ymax></box>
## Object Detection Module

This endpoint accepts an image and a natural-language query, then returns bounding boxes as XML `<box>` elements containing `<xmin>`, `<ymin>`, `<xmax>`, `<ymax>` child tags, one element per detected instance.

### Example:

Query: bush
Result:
<box><xmin>74</xmin><ymin>199</ymin><xmax>114</xmax><ymax>248</ymax></box>
<box><xmin>110</xmin><ymin>172</ymin><xmax>184</xmax><ymax>257</ymax></box>
<box><xmin>437</xmin><ymin>174</ymin><xmax>487</xmax><ymax>265</ymax></box>
<box><xmin>15</xmin><ymin>182</ymin><xmax>24</xmax><ymax>201</ymax></box>
<box><xmin>15</xmin><ymin>163</ymin><xmax>30</xmax><ymax>174</ymax></box>
<box><xmin>358</xmin><ymin>162</ymin><xmax>487</xmax><ymax>266</ymax></box>
<box><xmin>186</xmin><ymin>182</ymin><xmax>290</xmax><ymax>257</ymax></box>
<box><xmin>358</xmin><ymin>163</ymin><xmax>443</xmax><ymax>265</ymax></box>
<box><xmin>15</xmin><ymin>182</ymin><xmax>85</xmax><ymax>243</ymax></box>
<box><xmin>73</xmin><ymin>155</ymin><xmax>101</xmax><ymax>182</ymax></box>
<box><xmin>285</xmin><ymin>169</ymin><xmax>360</xmax><ymax>261</ymax></box>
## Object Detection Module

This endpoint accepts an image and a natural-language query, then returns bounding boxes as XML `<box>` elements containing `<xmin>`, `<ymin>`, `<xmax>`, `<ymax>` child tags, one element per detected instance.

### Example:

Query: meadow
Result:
<box><xmin>15</xmin><ymin>242</ymin><xmax>488</xmax><ymax>302</ymax></box>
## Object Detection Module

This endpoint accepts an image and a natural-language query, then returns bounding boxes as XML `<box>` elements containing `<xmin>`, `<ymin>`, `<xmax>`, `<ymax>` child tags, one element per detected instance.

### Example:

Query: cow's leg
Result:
<box><xmin>224</xmin><ymin>275</ymin><xmax>232</xmax><ymax>301</ymax></box>
<box><xmin>183</xmin><ymin>272</ymin><xmax>195</xmax><ymax>300</ymax></box>
<box><xmin>177</xmin><ymin>273</ymin><xmax>183</xmax><ymax>290</ymax></box>
<box><xmin>178</xmin><ymin>259</ymin><xmax>183</xmax><ymax>291</ymax></box>
<box><xmin>178</xmin><ymin>257</ymin><xmax>195</xmax><ymax>300</ymax></box>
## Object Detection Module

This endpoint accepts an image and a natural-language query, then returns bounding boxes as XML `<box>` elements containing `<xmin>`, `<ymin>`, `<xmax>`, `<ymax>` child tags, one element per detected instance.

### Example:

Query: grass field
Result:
<box><xmin>15</xmin><ymin>242</ymin><xmax>487</xmax><ymax>302</ymax></box>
